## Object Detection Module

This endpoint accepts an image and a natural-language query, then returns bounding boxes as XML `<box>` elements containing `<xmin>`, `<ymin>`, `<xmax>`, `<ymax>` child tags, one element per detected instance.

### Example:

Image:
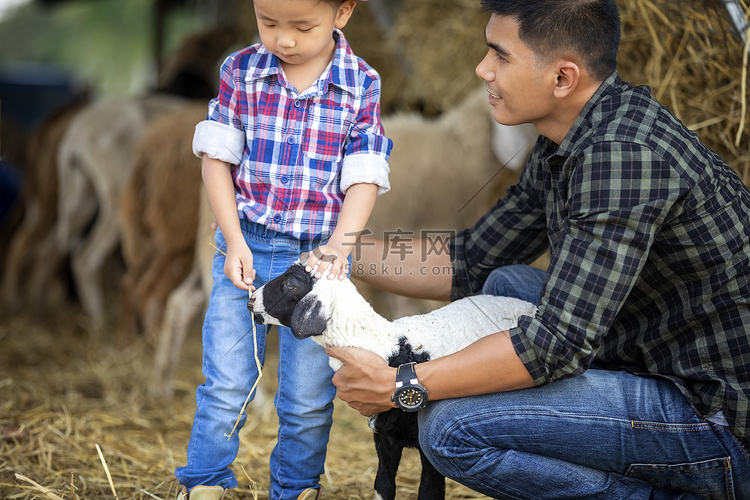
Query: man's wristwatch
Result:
<box><xmin>391</xmin><ymin>362</ymin><xmax>428</xmax><ymax>412</ymax></box>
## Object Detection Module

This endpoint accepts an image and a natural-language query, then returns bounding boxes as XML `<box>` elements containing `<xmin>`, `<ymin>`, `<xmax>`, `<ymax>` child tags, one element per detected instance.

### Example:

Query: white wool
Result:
<box><xmin>309</xmin><ymin>277</ymin><xmax>537</xmax><ymax>370</ymax></box>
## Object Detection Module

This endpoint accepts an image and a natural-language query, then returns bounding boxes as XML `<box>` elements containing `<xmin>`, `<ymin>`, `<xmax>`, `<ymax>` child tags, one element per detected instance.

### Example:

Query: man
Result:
<box><xmin>326</xmin><ymin>0</ymin><xmax>750</xmax><ymax>498</ymax></box>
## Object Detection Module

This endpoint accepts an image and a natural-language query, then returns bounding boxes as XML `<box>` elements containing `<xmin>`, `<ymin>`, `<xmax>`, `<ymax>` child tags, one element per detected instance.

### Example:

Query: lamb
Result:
<box><xmin>249</xmin><ymin>262</ymin><xmax>537</xmax><ymax>500</ymax></box>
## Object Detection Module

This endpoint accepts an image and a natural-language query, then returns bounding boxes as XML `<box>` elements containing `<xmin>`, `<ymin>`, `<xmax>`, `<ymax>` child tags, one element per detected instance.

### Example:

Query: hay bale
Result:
<box><xmin>617</xmin><ymin>0</ymin><xmax>750</xmax><ymax>184</ymax></box>
<box><xmin>226</xmin><ymin>0</ymin><xmax>748</xmax><ymax>181</ymax></box>
<box><xmin>386</xmin><ymin>0</ymin><xmax>490</xmax><ymax>115</ymax></box>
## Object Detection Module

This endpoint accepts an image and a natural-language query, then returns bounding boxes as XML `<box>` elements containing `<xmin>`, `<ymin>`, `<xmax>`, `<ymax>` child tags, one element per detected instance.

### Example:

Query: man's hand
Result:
<box><xmin>326</xmin><ymin>346</ymin><xmax>397</xmax><ymax>416</ymax></box>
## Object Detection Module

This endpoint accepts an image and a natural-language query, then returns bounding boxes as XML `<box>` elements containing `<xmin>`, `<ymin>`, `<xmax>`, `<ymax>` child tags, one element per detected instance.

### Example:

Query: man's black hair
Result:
<box><xmin>480</xmin><ymin>0</ymin><xmax>620</xmax><ymax>81</ymax></box>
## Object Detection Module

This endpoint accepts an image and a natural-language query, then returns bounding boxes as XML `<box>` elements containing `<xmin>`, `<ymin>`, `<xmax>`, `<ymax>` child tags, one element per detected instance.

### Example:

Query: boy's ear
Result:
<box><xmin>334</xmin><ymin>0</ymin><xmax>357</xmax><ymax>29</ymax></box>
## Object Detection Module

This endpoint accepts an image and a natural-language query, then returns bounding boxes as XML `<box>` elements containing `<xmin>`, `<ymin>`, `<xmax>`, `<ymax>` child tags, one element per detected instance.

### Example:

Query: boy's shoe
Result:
<box><xmin>176</xmin><ymin>485</ymin><xmax>226</xmax><ymax>500</ymax></box>
<box><xmin>297</xmin><ymin>487</ymin><xmax>321</xmax><ymax>500</ymax></box>
<box><xmin>176</xmin><ymin>485</ymin><xmax>316</xmax><ymax>500</ymax></box>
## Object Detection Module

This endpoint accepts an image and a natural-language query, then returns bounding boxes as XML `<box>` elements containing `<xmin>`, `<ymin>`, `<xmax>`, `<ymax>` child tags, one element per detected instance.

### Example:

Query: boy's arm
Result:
<box><xmin>201</xmin><ymin>156</ymin><xmax>255</xmax><ymax>290</ymax></box>
<box><xmin>306</xmin><ymin>182</ymin><xmax>378</xmax><ymax>279</ymax></box>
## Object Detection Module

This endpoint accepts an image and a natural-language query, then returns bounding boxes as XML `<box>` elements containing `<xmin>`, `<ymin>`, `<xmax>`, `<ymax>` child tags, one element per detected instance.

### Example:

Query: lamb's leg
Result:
<box><xmin>29</xmin><ymin>229</ymin><xmax>73</xmax><ymax>315</ymax></box>
<box><xmin>416</xmin><ymin>447</ymin><xmax>446</xmax><ymax>500</ymax></box>
<box><xmin>372</xmin><ymin>431</ymin><xmax>403</xmax><ymax>500</ymax></box>
<box><xmin>151</xmin><ymin>266</ymin><xmax>204</xmax><ymax>398</ymax></box>
<box><xmin>2</xmin><ymin>200</ymin><xmax>41</xmax><ymax>309</ymax></box>
<box><xmin>70</xmin><ymin>202</ymin><xmax>120</xmax><ymax>325</ymax></box>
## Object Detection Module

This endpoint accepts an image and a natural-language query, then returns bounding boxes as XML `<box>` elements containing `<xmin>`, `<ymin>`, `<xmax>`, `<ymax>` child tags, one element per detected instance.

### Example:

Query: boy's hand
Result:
<box><xmin>305</xmin><ymin>245</ymin><xmax>349</xmax><ymax>280</ymax></box>
<box><xmin>225</xmin><ymin>244</ymin><xmax>256</xmax><ymax>291</ymax></box>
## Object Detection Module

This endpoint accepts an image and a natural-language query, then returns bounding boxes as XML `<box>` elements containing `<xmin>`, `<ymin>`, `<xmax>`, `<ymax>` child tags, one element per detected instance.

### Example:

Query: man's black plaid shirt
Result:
<box><xmin>451</xmin><ymin>72</ymin><xmax>750</xmax><ymax>441</ymax></box>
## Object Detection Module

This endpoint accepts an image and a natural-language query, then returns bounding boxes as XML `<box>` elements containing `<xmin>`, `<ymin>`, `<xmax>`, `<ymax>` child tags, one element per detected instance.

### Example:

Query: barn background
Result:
<box><xmin>0</xmin><ymin>0</ymin><xmax>748</xmax><ymax>498</ymax></box>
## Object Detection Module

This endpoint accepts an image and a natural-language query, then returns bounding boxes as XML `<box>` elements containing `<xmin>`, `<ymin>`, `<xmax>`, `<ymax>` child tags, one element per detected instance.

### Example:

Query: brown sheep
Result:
<box><xmin>152</xmin><ymin>189</ymin><xmax>270</xmax><ymax>412</ymax></box>
<box><xmin>151</xmin><ymin>188</ymin><xmax>216</xmax><ymax>397</ymax></box>
<box><xmin>1</xmin><ymin>102</ymin><xmax>87</xmax><ymax>313</ymax></box>
<box><xmin>118</xmin><ymin>103</ymin><xmax>206</xmax><ymax>339</ymax></box>
<box><xmin>157</xmin><ymin>25</ymin><xmax>239</xmax><ymax>100</ymax></box>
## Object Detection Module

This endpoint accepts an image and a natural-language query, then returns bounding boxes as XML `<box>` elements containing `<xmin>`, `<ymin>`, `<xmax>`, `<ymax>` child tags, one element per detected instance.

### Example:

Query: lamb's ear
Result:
<box><xmin>290</xmin><ymin>293</ymin><xmax>329</xmax><ymax>339</ymax></box>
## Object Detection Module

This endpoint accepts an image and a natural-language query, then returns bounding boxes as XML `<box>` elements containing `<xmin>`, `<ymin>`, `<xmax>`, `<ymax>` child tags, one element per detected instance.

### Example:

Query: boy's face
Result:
<box><xmin>254</xmin><ymin>0</ymin><xmax>354</xmax><ymax>70</ymax></box>
<box><xmin>476</xmin><ymin>14</ymin><xmax>558</xmax><ymax>130</ymax></box>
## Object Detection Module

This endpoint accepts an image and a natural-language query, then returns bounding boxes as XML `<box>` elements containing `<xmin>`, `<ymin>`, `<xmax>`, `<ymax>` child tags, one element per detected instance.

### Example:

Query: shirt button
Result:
<box><xmin>280</xmin><ymin>175</ymin><xmax>289</xmax><ymax>184</ymax></box>
<box><xmin>273</xmin><ymin>214</ymin><xmax>282</xmax><ymax>223</ymax></box>
<box><xmin>287</xmin><ymin>136</ymin><xmax>295</xmax><ymax>145</ymax></box>
<box><xmin>294</xmin><ymin>100</ymin><xmax>301</xmax><ymax>108</ymax></box>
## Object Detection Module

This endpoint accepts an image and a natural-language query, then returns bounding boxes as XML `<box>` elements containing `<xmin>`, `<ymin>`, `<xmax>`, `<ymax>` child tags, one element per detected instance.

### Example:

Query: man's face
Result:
<box><xmin>476</xmin><ymin>14</ymin><xmax>556</xmax><ymax>129</ymax></box>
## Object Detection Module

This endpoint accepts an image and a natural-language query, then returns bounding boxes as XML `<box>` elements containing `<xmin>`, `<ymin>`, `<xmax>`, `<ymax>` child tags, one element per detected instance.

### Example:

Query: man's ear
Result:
<box><xmin>334</xmin><ymin>1</ymin><xmax>356</xmax><ymax>29</ymax></box>
<box><xmin>553</xmin><ymin>59</ymin><xmax>581</xmax><ymax>99</ymax></box>
<box><xmin>290</xmin><ymin>293</ymin><xmax>329</xmax><ymax>339</ymax></box>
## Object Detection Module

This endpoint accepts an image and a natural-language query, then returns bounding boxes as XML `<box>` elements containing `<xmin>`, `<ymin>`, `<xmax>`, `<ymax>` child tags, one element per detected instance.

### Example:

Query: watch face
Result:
<box><xmin>395</xmin><ymin>387</ymin><xmax>425</xmax><ymax>410</ymax></box>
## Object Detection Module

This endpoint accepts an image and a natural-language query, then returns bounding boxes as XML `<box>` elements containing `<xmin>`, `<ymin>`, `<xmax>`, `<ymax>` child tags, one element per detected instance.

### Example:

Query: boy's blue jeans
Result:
<box><xmin>175</xmin><ymin>220</ymin><xmax>336</xmax><ymax>500</ymax></box>
<box><xmin>418</xmin><ymin>264</ymin><xmax>750</xmax><ymax>499</ymax></box>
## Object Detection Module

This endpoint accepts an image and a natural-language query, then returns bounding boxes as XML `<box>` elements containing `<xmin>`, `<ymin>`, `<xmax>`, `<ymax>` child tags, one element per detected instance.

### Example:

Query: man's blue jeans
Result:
<box><xmin>175</xmin><ymin>220</ymin><xmax>336</xmax><ymax>500</ymax></box>
<box><xmin>418</xmin><ymin>264</ymin><xmax>750</xmax><ymax>499</ymax></box>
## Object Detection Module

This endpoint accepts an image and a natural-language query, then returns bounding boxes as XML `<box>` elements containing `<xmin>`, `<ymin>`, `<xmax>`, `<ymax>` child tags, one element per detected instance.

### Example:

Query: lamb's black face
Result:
<box><xmin>249</xmin><ymin>263</ymin><xmax>315</xmax><ymax>327</ymax></box>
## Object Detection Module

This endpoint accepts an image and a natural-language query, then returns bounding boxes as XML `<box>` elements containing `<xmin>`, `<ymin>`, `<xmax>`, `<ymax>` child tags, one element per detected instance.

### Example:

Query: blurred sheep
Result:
<box><xmin>151</xmin><ymin>189</ymin><xmax>215</xmax><ymax>397</ymax></box>
<box><xmin>358</xmin><ymin>86</ymin><xmax>538</xmax><ymax>319</ymax></box>
<box><xmin>34</xmin><ymin>26</ymin><xmax>236</xmax><ymax>325</ymax></box>
<box><xmin>55</xmin><ymin>94</ymin><xmax>186</xmax><ymax>325</ymax></box>
<box><xmin>156</xmin><ymin>25</ymin><xmax>238</xmax><ymax>99</ymax></box>
<box><xmin>1</xmin><ymin>103</ymin><xmax>85</xmax><ymax>313</ymax></box>
<box><xmin>118</xmin><ymin>103</ymin><xmax>206</xmax><ymax>339</ymax></box>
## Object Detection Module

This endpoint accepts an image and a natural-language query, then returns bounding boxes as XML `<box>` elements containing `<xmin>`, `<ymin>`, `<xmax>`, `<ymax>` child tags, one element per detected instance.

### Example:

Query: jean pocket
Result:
<box><xmin>625</xmin><ymin>457</ymin><xmax>733</xmax><ymax>500</ymax></box>
<box><xmin>214</xmin><ymin>226</ymin><xmax>227</xmax><ymax>256</ymax></box>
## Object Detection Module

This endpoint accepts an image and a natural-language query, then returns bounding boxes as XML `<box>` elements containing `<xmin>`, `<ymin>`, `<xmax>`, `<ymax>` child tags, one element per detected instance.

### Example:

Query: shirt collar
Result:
<box><xmin>246</xmin><ymin>29</ymin><xmax>360</xmax><ymax>98</ymax></box>
<box><xmin>323</xmin><ymin>29</ymin><xmax>361</xmax><ymax>97</ymax></box>
<box><xmin>542</xmin><ymin>71</ymin><xmax>621</xmax><ymax>160</ymax></box>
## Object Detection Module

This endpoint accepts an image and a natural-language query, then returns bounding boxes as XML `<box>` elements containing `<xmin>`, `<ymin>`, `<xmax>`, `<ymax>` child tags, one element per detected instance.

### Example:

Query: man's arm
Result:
<box><xmin>326</xmin><ymin>329</ymin><xmax>535</xmax><ymax>416</ymax></box>
<box><xmin>352</xmin><ymin>236</ymin><xmax>453</xmax><ymax>301</ymax></box>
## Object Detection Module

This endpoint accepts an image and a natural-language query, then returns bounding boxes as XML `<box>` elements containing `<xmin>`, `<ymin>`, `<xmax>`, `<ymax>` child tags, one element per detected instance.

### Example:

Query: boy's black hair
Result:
<box><xmin>480</xmin><ymin>0</ymin><xmax>620</xmax><ymax>81</ymax></box>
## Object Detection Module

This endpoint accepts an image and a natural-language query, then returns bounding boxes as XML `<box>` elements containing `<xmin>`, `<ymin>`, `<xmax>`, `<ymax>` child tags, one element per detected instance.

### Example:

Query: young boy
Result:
<box><xmin>175</xmin><ymin>1</ymin><xmax>392</xmax><ymax>499</ymax></box>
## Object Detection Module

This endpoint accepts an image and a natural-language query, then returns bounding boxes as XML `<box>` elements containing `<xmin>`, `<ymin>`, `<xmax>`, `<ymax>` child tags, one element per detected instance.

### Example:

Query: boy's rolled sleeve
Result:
<box><xmin>192</xmin><ymin>50</ymin><xmax>246</xmax><ymax>165</ymax></box>
<box><xmin>340</xmin><ymin>153</ymin><xmax>390</xmax><ymax>194</ymax></box>
<box><xmin>340</xmin><ymin>75</ymin><xmax>392</xmax><ymax>195</ymax></box>
<box><xmin>192</xmin><ymin>119</ymin><xmax>245</xmax><ymax>165</ymax></box>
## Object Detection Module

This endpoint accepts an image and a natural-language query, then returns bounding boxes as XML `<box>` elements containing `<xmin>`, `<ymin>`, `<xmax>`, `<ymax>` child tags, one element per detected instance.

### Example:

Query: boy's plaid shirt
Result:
<box><xmin>193</xmin><ymin>30</ymin><xmax>392</xmax><ymax>240</ymax></box>
<box><xmin>452</xmin><ymin>73</ymin><xmax>750</xmax><ymax>440</ymax></box>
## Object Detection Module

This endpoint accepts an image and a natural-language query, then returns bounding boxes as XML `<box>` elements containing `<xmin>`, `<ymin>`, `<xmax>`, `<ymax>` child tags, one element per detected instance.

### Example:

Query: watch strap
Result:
<box><xmin>395</xmin><ymin>362</ymin><xmax>419</xmax><ymax>389</ymax></box>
